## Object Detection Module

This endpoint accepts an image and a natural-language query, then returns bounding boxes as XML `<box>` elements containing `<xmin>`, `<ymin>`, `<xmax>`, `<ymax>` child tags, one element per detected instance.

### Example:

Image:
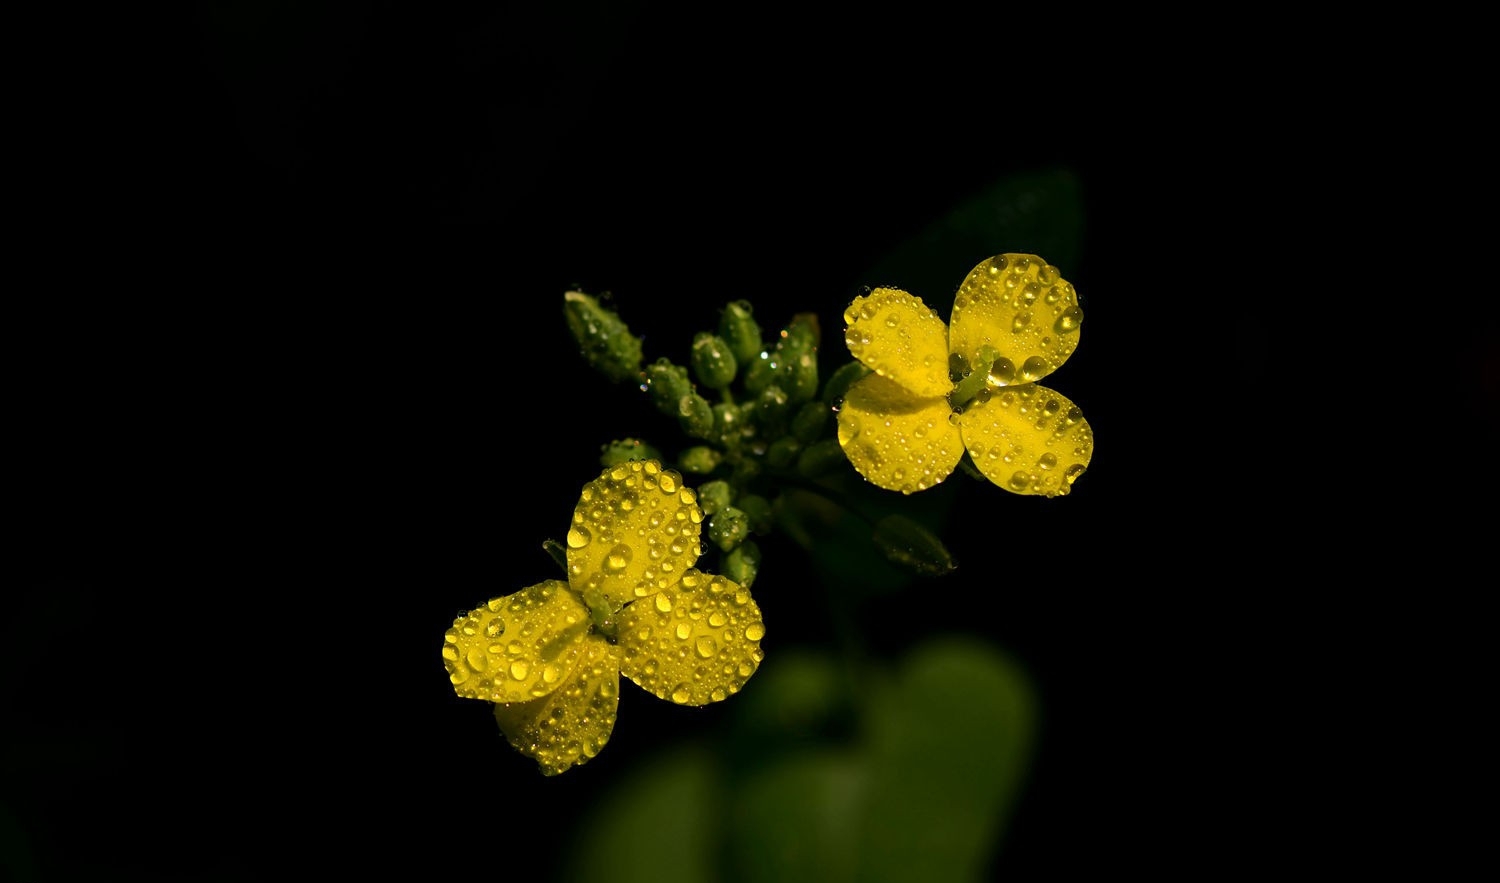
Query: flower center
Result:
<box><xmin>947</xmin><ymin>345</ymin><xmax>1000</xmax><ymax>413</ymax></box>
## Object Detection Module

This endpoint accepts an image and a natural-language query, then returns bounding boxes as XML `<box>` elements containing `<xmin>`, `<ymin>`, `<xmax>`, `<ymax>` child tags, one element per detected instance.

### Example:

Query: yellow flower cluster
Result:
<box><xmin>837</xmin><ymin>254</ymin><xmax>1094</xmax><ymax>497</ymax></box>
<box><xmin>441</xmin><ymin>460</ymin><xmax>766</xmax><ymax>775</ymax></box>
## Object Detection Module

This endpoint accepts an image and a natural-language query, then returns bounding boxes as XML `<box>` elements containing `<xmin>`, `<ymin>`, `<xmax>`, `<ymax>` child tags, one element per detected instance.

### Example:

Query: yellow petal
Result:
<box><xmin>566</xmin><ymin>459</ymin><xmax>704</xmax><ymax>609</ymax></box>
<box><xmin>949</xmin><ymin>254</ymin><xmax>1082</xmax><ymax>386</ymax></box>
<box><xmin>958</xmin><ymin>383</ymin><xmax>1093</xmax><ymax>497</ymax></box>
<box><xmin>842</xmin><ymin>288</ymin><xmax>951</xmax><ymax>397</ymax></box>
<box><xmin>441</xmin><ymin>580</ymin><xmax>591</xmax><ymax>703</ymax></box>
<box><xmin>493</xmin><ymin>634</ymin><xmax>621</xmax><ymax>776</ymax></box>
<box><xmin>836</xmin><ymin>372</ymin><xmax>965</xmax><ymax>494</ymax></box>
<box><xmin>617</xmin><ymin>569</ymin><xmax>765</xmax><ymax>706</ymax></box>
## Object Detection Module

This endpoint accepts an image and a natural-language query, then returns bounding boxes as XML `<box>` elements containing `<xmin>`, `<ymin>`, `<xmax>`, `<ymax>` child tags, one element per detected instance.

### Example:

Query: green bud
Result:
<box><xmin>723</xmin><ymin>539</ymin><xmax>762</xmax><ymax>589</ymax></box>
<box><xmin>564</xmin><ymin>291</ymin><xmax>643</xmax><ymax>384</ymax></box>
<box><xmin>678</xmin><ymin>392</ymin><xmax>715</xmax><ymax>438</ymax></box>
<box><xmin>872</xmin><ymin>514</ymin><xmax>957</xmax><ymax>577</ymax></box>
<box><xmin>645</xmin><ymin>358</ymin><xmax>693</xmax><ymax>414</ymax></box>
<box><xmin>708</xmin><ymin>506</ymin><xmax>750</xmax><ymax>553</ymax></box>
<box><xmin>599</xmin><ymin>438</ymin><xmax>663</xmax><ymax>467</ymax></box>
<box><xmin>766</xmin><ymin>436</ymin><xmax>801</xmax><ymax>469</ymax></box>
<box><xmin>719</xmin><ymin>300</ymin><xmax>762</xmax><ymax>365</ymax></box>
<box><xmin>678</xmin><ymin>446</ymin><xmax>722</xmax><ymax>474</ymax></box>
<box><xmin>823</xmin><ymin>360</ymin><xmax>871</xmax><ymax>407</ymax></box>
<box><xmin>697</xmin><ymin>479</ymin><xmax>734</xmax><ymax>515</ymax></box>
<box><xmin>796</xmin><ymin>438</ymin><xmax>847</xmax><ymax>478</ymax></box>
<box><xmin>731</xmin><ymin>456</ymin><xmax>762</xmax><ymax>485</ymax></box>
<box><xmin>781</xmin><ymin>312</ymin><xmax>820</xmax><ymax>354</ymax></box>
<box><xmin>783</xmin><ymin>348</ymin><xmax>818</xmax><ymax>404</ymax></box>
<box><xmin>743</xmin><ymin>350</ymin><xmax>776</xmax><ymax>395</ymax></box>
<box><xmin>737</xmin><ymin>493</ymin><xmax>773</xmax><ymax>534</ymax></box>
<box><xmin>691</xmin><ymin>332</ymin><xmax>738</xmax><ymax>389</ymax></box>
<box><xmin>790</xmin><ymin>400</ymin><xmax>830</xmax><ymax>443</ymax></box>
<box><xmin>712</xmin><ymin>402</ymin><xmax>744</xmax><ymax>446</ymax></box>
<box><xmin>754</xmin><ymin>384</ymin><xmax>791</xmax><ymax>433</ymax></box>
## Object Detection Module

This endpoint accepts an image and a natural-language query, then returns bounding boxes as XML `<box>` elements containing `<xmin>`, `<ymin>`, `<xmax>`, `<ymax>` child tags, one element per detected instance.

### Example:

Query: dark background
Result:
<box><xmin>6</xmin><ymin>3</ymin><xmax>1237</xmax><ymax>881</ymax></box>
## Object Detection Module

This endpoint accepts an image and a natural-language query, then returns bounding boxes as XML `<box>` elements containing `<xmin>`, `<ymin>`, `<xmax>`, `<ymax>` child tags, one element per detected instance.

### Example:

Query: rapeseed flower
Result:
<box><xmin>441</xmin><ymin>459</ymin><xmax>766</xmax><ymax>775</ymax></box>
<box><xmin>837</xmin><ymin>253</ymin><xmax>1094</xmax><ymax>497</ymax></box>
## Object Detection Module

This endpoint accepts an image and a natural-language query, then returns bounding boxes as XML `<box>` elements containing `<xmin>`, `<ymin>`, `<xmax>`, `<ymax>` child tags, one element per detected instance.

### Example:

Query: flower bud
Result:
<box><xmin>691</xmin><ymin>332</ymin><xmax>738</xmax><ymax>390</ymax></box>
<box><xmin>564</xmin><ymin>291</ymin><xmax>643</xmax><ymax>384</ymax></box>
<box><xmin>697</xmin><ymin>479</ymin><xmax>734</xmax><ymax>515</ymax></box>
<box><xmin>796</xmin><ymin>438</ymin><xmax>847</xmax><ymax>478</ymax></box>
<box><xmin>708</xmin><ymin>506</ymin><xmax>750</xmax><ymax>552</ymax></box>
<box><xmin>754</xmin><ymin>384</ymin><xmax>791</xmax><ymax>433</ymax></box>
<box><xmin>736</xmin><ymin>493</ymin><xmax>773</xmax><ymax>534</ymax></box>
<box><xmin>678</xmin><ymin>392</ymin><xmax>714</xmax><ymax>438</ymax></box>
<box><xmin>644</xmin><ymin>358</ymin><xmax>692</xmax><ymax>413</ymax></box>
<box><xmin>790</xmin><ymin>400</ymin><xmax>830</xmax><ymax>443</ymax></box>
<box><xmin>678</xmin><ymin>446</ymin><xmax>722</xmax><ymax>474</ymax></box>
<box><xmin>599</xmin><ymin>438</ymin><xmax>662</xmax><ymax>467</ymax></box>
<box><xmin>718</xmin><ymin>300</ymin><xmax>762</xmax><ymax>365</ymax></box>
<box><xmin>723</xmin><ymin>539</ymin><xmax>762</xmax><ymax>589</ymax></box>
<box><xmin>766</xmin><ymin>436</ymin><xmax>801</xmax><ymax>469</ymax></box>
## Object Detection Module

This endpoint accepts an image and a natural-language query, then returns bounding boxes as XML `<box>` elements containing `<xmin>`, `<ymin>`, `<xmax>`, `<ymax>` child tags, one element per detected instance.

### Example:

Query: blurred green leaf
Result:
<box><xmin>728</xmin><ymin>751</ymin><xmax>866</xmax><ymax>883</ymax></box>
<box><xmin>861</xmin><ymin>169</ymin><xmax>1085</xmax><ymax>309</ymax></box>
<box><xmin>854</xmin><ymin>638</ymin><xmax>1037</xmax><ymax>883</ymax></box>
<box><xmin>563</xmin><ymin>746</ymin><xmax>716</xmax><ymax>883</ymax></box>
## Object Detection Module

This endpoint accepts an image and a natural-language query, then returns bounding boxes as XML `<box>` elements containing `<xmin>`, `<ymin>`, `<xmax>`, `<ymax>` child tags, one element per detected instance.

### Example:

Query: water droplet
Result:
<box><xmin>695</xmin><ymin>637</ymin><xmax>716</xmax><ymax>658</ymax></box>
<box><xmin>659</xmin><ymin>473</ymin><xmax>677</xmax><ymax>493</ymax></box>
<box><xmin>1064</xmin><ymin>463</ymin><xmax>1087</xmax><ymax>485</ymax></box>
<box><xmin>671</xmin><ymin>685</ymin><xmax>692</xmax><ymax>704</ymax></box>
<box><xmin>675</xmin><ymin>622</ymin><xmax>692</xmax><ymax>640</ymax></box>
<box><xmin>448</xmin><ymin>668</ymin><xmax>469</xmax><ymax>685</ymax></box>
<box><xmin>1054</xmin><ymin>305</ymin><xmax>1083</xmax><ymax>334</ymax></box>
<box><xmin>542</xmin><ymin>664</ymin><xmax>560</xmax><ymax>684</ymax></box>
<box><xmin>988</xmin><ymin>357</ymin><xmax>1016</xmax><ymax>386</ymax></box>
<box><xmin>1038</xmin><ymin>452</ymin><xmax>1058</xmax><ymax>470</ymax></box>
<box><xmin>509</xmin><ymin>660</ymin><xmax>531</xmax><ymax>680</ymax></box>
<box><xmin>708</xmin><ymin>611</ymin><xmax>726</xmax><ymax>627</ymax></box>
<box><xmin>656</xmin><ymin>594</ymin><xmax>673</xmax><ymax>613</ymax></box>
<box><xmin>1020</xmin><ymin>355</ymin><xmax>1050</xmax><ymax>381</ymax></box>
<box><xmin>466</xmin><ymin>649</ymin><xmax>489</xmax><ymax>671</ymax></box>
<box><xmin>1011</xmin><ymin>313</ymin><xmax>1032</xmax><ymax>333</ymax></box>
<box><xmin>606</xmin><ymin>543</ymin><xmax>632</xmax><ymax>571</ymax></box>
<box><xmin>566</xmin><ymin>526</ymin><xmax>591</xmax><ymax>548</ymax></box>
<box><xmin>745</xmin><ymin>623</ymin><xmax>765</xmax><ymax>641</ymax></box>
<box><xmin>1008</xmin><ymin>471</ymin><xmax>1033</xmax><ymax>492</ymax></box>
<box><xmin>441</xmin><ymin>645</ymin><xmax>459</xmax><ymax>662</ymax></box>
<box><xmin>485</xmin><ymin>619</ymin><xmax>505</xmax><ymax>638</ymax></box>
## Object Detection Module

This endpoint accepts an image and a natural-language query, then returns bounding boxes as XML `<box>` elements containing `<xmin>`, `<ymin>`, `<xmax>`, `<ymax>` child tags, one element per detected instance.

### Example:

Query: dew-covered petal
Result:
<box><xmin>958</xmin><ymin>383</ymin><xmax>1093</xmax><ymax>497</ymax></box>
<box><xmin>842</xmin><ymin>288</ymin><xmax>951</xmax><ymax>398</ymax></box>
<box><xmin>493</xmin><ymin>633</ymin><xmax>621</xmax><ymax>776</ymax></box>
<box><xmin>566</xmin><ymin>459</ymin><xmax>705</xmax><ymax>609</ymax></box>
<box><xmin>949</xmin><ymin>254</ymin><xmax>1082</xmax><ymax>387</ymax></box>
<box><xmin>836</xmin><ymin>372</ymin><xmax>964</xmax><ymax>494</ymax></box>
<box><xmin>616</xmin><ymin>569</ymin><xmax>765</xmax><ymax>706</ymax></box>
<box><xmin>441</xmin><ymin>580</ymin><xmax>591</xmax><ymax>703</ymax></box>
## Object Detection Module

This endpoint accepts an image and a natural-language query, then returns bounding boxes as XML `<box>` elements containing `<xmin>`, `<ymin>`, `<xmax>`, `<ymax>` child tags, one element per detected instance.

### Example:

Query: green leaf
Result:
<box><xmin>871</xmin><ymin>514</ymin><xmax>957</xmax><ymax>577</ymax></box>
<box><xmin>854</xmin><ymin>638</ymin><xmax>1037</xmax><ymax>883</ymax></box>
<box><xmin>562</xmin><ymin>747</ymin><xmax>717</xmax><ymax>883</ymax></box>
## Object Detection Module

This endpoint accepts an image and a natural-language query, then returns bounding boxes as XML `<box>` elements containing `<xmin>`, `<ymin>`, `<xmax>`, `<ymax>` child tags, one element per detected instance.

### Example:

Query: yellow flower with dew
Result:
<box><xmin>837</xmin><ymin>253</ymin><xmax>1094</xmax><ymax>497</ymax></box>
<box><xmin>441</xmin><ymin>459</ymin><xmax>766</xmax><ymax>775</ymax></box>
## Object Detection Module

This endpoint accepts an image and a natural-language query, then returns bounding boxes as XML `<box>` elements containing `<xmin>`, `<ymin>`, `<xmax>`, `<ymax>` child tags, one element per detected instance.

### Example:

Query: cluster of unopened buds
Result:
<box><xmin>441</xmin><ymin>253</ymin><xmax>1094</xmax><ymax>774</ymax></box>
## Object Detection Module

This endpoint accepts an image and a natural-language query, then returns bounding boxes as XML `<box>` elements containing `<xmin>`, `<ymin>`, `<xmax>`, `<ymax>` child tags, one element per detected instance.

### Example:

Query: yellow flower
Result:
<box><xmin>836</xmin><ymin>253</ymin><xmax>1094</xmax><ymax>497</ymax></box>
<box><xmin>441</xmin><ymin>459</ymin><xmax>766</xmax><ymax>775</ymax></box>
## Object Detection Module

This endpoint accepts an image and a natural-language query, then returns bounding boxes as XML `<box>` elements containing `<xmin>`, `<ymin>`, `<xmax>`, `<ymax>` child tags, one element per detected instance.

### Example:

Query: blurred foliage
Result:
<box><xmin>563</xmin><ymin>637</ymin><xmax>1035</xmax><ymax>883</ymax></box>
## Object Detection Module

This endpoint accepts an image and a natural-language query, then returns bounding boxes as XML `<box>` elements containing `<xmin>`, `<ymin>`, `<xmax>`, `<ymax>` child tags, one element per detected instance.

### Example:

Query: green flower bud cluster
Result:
<box><xmin>564</xmin><ymin>290</ymin><xmax>956</xmax><ymax>583</ymax></box>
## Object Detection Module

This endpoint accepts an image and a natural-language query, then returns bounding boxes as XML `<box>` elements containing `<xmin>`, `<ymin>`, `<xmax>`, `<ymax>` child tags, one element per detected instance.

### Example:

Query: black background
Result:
<box><xmin>6</xmin><ymin>3</ymin><xmax>1246</xmax><ymax>881</ymax></box>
